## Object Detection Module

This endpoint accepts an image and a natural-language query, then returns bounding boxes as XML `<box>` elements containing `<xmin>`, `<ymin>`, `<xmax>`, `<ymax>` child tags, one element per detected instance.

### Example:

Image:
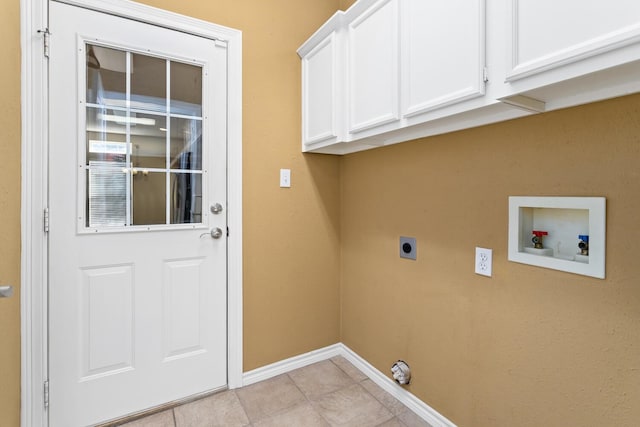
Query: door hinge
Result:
<box><xmin>44</xmin><ymin>208</ymin><xmax>49</xmax><ymax>233</ymax></box>
<box><xmin>483</xmin><ymin>67</ymin><xmax>489</xmax><ymax>83</ymax></box>
<box><xmin>44</xmin><ymin>380</ymin><xmax>49</xmax><ymax>408</ymax></box>
<box><xmin>38</xmin><ymin>28</ymin><xmax>51</xmax><ymax>58</ymax></box>
<box><xmin>226</xmin><ymin>226</ymin><xmax>230</xmax><ymax>237</ymax></box>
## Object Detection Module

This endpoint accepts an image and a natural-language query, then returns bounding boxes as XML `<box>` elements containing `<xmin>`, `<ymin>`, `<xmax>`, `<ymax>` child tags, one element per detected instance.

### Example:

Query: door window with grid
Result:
<box><xmin>84</xmin><ymin>43</ymin><xmax>206</xmax><ymax>228</ymax></box>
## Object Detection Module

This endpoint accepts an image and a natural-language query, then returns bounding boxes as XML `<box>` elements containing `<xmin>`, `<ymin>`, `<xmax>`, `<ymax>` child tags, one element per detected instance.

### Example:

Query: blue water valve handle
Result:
<box><xmin>578</xmin><ymin>235</ymin><xmax>589</xmax><ymax>242</ymax></box>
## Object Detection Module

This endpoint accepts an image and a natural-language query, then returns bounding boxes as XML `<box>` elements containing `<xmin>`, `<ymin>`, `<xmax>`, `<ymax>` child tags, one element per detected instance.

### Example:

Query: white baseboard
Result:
<box><xmin>339</xmin><ymin>344</ymin><xmax>456</xmax><ymax>427</ymax></box>
<box><xmin>242</xmin><ymin>343</ymin><xmax>343</xmax><ymax>386</ymax></box>
<box><xmin>241</xmin><ymin>343</ymin><xmax>456</xmax><ymax>427</ymax></box>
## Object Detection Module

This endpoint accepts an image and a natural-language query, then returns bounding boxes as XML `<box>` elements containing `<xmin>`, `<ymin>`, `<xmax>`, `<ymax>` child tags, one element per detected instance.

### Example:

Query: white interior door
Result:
<box><xmin>48</xmin><ymin>2</ymin><xmax>228</xmax><ymax>425</ymax></box>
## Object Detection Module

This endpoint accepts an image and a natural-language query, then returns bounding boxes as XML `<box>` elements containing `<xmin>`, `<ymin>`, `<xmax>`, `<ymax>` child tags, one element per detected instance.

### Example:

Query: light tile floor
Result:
<box><xmin>117</xmin><ymin>356</ymin><xmax>432</xmax><ymax>427</ymax></box>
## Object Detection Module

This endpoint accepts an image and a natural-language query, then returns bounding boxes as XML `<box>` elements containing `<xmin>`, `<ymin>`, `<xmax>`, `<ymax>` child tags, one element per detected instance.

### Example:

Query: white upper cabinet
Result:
<box><xmin>498</xmin><ymin>0</ymin><xmax>640</xmax><ymax>111</ymax></box>
<box><xmin>401</xmin><ymin>0</ymin><xmax>485</xmax><ymax>118</ymax></box>
<box><xmin>299</xmin><ymin>13</ymin><xmax>344</xmax><ymax>149</ymax></box>
<box><xmin>347</xmin><ymin>0</ymin><xmax>400</xmax><ymax>135</ymax></box>
<box><xmin>299</xmin><ymin>0</ymin><xmax>490</xmax><ymax>153</ymax></box>
<box><xmin>302</xmin><ymin>32</ymin><xmax>338</xmax><ymax>146</ymax></box>
<box><xmin>506</xmin><ymin>0</ymin><xmax>640</xmax><ymax>82</ymax></box>
<box><xmin>298</xmin><ymin>0</ymin><xmax>640</xmax><ymax>154</ymax></box>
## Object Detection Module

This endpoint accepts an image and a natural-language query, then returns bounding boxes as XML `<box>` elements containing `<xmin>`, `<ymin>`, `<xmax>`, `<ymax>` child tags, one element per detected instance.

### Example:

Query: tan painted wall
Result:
<box><xmin>340</xmin><ymin>0</ymin><xmax>357</xmax><ymax>10</ymax></box>
<box><xmin>0</xmin><ymin>0</ymin><xmax>23</xmax><ymax>425</ymax></box>
<box><xmin>340</xmin><ymin>94</ymin><xmax>640</xmax><ymax>426</ymax></box>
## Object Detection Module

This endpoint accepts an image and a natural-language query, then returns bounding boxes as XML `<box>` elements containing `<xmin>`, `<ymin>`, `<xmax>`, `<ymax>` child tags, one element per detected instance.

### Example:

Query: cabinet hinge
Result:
<box><xmin>38</xmin><ymin>28</ymin><xmax>51</xmax><ymax>58</ymax></box>
<box><xmin>226</xmin><ymin>226</ymin><xmax>230</xmax><ymax>237</ymax></box>
<box><xmin>43</xmin><ymin>208</ymin><xmax>49</xmax><ymax>233</ymax></box>
<box><xmin>44</xmin><ymin>380</ymin><xmax>49</xmax><ymax>408</ymax></box>
<box><xmin>483</xmin><ymin>67</ymin><xmax>489</xmax><ymax>83</ymax></box>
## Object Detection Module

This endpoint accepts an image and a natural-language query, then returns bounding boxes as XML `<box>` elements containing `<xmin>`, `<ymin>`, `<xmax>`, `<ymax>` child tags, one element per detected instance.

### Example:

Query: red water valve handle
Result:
<box><xmin>532</xmin><ymin>230</ymin><xmax>548</xmax><ymax>237</ymax></box>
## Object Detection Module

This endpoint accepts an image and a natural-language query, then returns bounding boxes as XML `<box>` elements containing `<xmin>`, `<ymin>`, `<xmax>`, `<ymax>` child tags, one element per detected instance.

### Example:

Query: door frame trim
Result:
<box><xmin>20</xmin><ymin>1</ymin><xmax>243</xmax><ymax>425</ymax></box>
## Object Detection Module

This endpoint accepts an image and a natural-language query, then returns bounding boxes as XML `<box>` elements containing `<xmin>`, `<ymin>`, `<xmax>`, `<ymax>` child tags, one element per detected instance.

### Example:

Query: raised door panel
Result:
<box><xmin>80</xmin><ymin>265</ymin><xmax>134</xmax><ymax>379</ymax></box>
<box><xmin>401</xmin><ymin>0</ymin><xmax>485</xmax><ymax>118</ymax></box>
<box><xmin>302</xmin><ymin>32</ymin><xmax>338</xmax><ymax>146</ymax></box>
<box><xmin>507</xmin><ymin>0</ymin><xmax>640</xmax><ymax>80</ymax></box>
<box><xmin>162</xmin><ymin>258</ymin><xmax>207</xmax><ymax>360</ymax></box>
<box><xmin>348</xmin><ymin>0</ymin><xmax>400</xmax><ymax>134</ymax></box>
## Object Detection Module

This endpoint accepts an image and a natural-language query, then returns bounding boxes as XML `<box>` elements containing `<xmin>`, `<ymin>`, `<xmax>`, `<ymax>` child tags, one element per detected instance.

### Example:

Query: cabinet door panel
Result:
<box><xmin>402</xmin><ymin>0</ymin><xmax>485</xmax><ymax>117</ymax></box>
<box><xmin>508</xmin><ymin>0</ymin><xmax>640</xmax><ymax>80</ymax></box>
<box><xmin>302</xmin><ymin>32</ymin><xmax>338</xmax><ymax>145</ymax></box>
<box><xmin>348</xmin><ymin>0</ymin><xmax>400</xmax><ymax>134</ymax></box>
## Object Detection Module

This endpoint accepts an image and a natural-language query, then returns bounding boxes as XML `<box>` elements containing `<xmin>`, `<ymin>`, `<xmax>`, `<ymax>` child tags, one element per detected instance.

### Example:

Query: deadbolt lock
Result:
<box><xmin>210</xmin><ymin>203</ymin><xmax>223</xmax><ymax>214</ymax></box>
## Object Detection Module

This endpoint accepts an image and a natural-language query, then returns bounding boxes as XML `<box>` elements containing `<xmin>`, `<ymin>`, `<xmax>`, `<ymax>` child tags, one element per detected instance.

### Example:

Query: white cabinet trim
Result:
<box><xmin>403</xmin><ymin>85</ymin><xmax>486</xmax><ymax>119</ymax></box>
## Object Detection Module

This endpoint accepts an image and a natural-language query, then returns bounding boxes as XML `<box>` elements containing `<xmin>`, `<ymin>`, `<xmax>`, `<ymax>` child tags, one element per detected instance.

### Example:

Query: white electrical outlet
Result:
<box><xmin>475</xmin><ymin>247</ymin><xmax>492</xmax><ymax>277</ymax></box>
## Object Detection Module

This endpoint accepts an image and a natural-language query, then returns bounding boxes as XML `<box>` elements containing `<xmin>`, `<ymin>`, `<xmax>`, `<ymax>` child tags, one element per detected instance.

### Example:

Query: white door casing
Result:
<box><xmin>20</xmin><ymin>1</ymin><xmax>243</xmax><ymax>426</ymax></box>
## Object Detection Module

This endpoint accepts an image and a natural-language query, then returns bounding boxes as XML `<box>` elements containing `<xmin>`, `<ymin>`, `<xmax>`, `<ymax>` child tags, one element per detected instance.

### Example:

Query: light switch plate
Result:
<box><xmin>280</xmin><ymin>169</ymin><xmax>291</xmax><ymax>188</ymax></box>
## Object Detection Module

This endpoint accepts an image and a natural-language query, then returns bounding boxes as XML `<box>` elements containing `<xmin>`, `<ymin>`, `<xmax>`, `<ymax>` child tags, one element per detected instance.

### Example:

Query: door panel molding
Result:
<box><xmin>20</xmin><ymin>1</ymin><xmax>242</xmax><ymax>425</ymax></box>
